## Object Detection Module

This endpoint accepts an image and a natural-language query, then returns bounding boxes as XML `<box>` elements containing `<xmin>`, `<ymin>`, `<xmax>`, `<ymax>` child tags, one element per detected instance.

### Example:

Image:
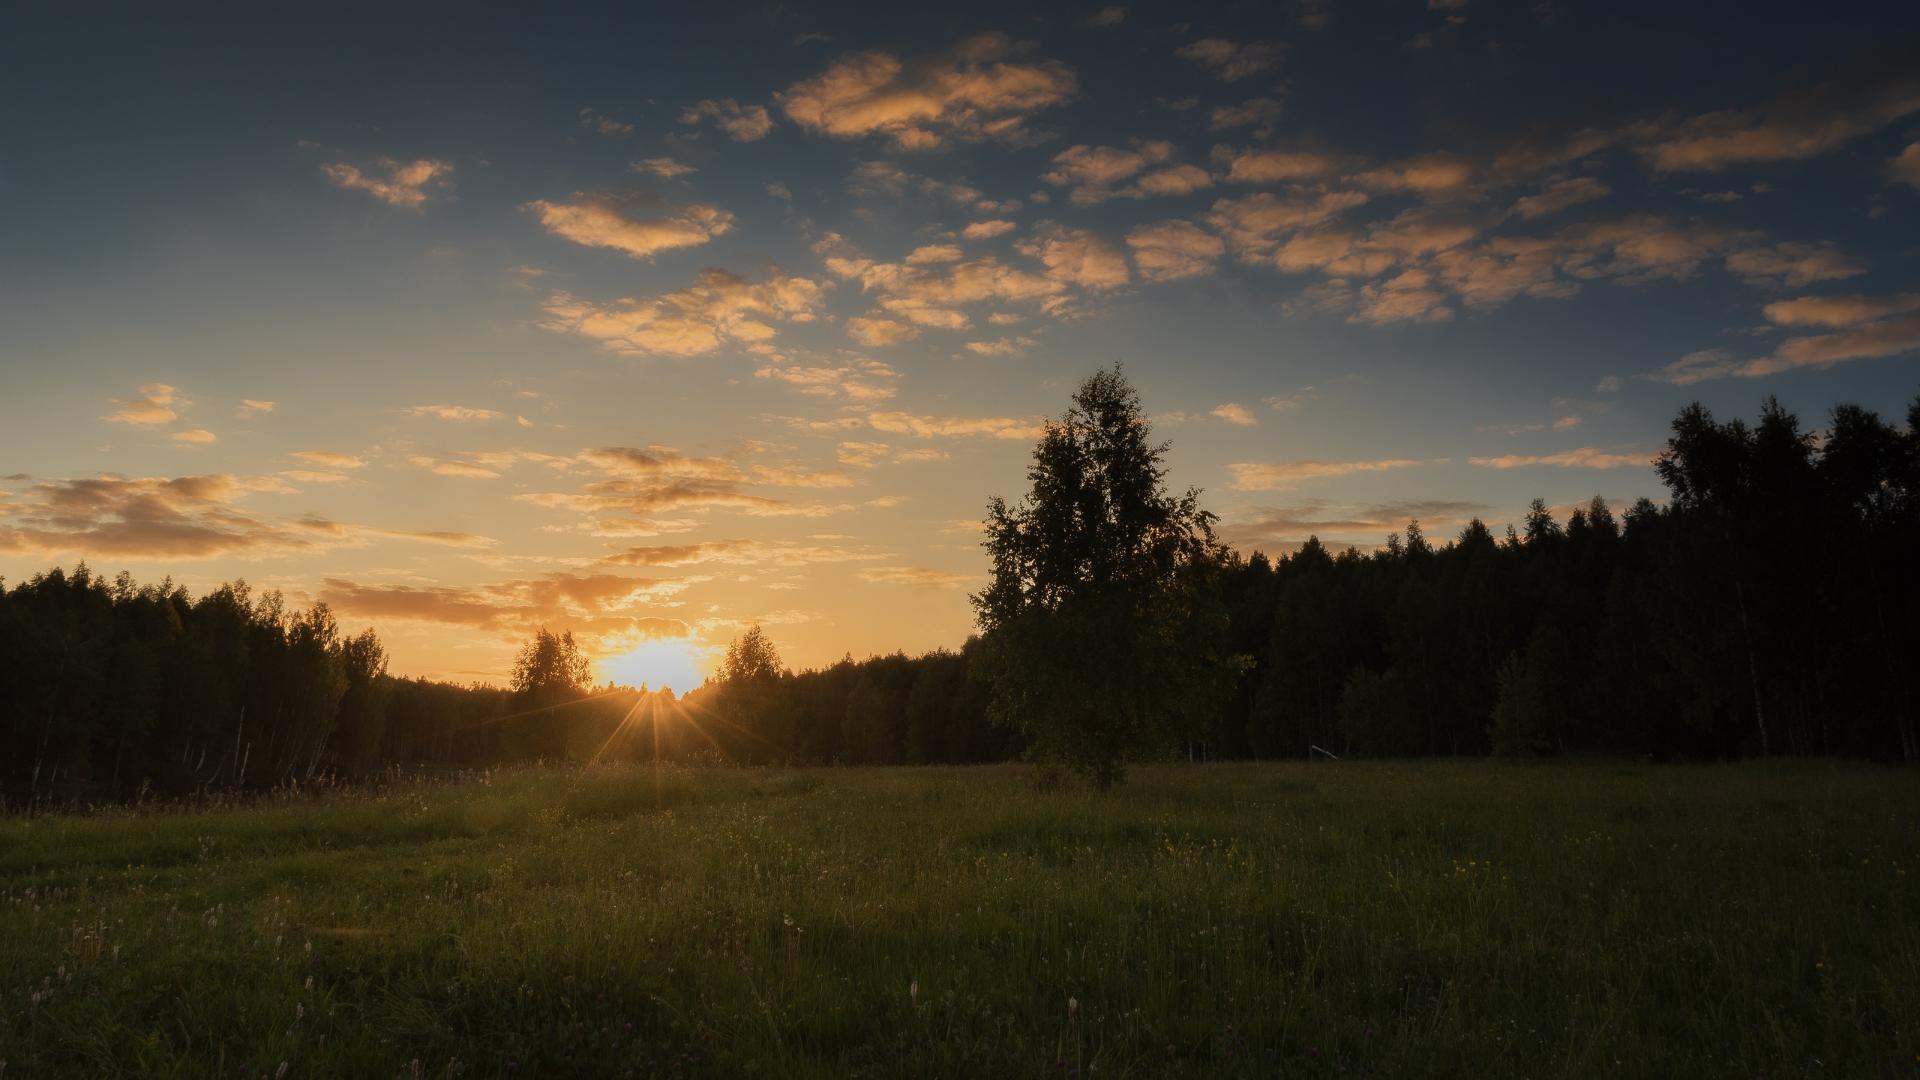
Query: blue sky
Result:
<box><xmin>2</xmin><ymin>1</ymin><xmax>1917</xmax><ymax>684</ymax></box>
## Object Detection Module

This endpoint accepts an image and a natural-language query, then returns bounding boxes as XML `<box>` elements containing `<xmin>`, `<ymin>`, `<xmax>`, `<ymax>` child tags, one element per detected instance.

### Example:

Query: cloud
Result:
<box><xmin>847</xmin><ymin>316</ymin><xmax>920</xmax><ymax>346</ymax></box>
<box><xmin>836</xmin><ymin>441</ymin><xmax>890</xmax><ymax>467</ymax></box>
<box><xmin>319</xmin><ymin>573</ymin><xmax>689</xmax><ymax>645</ymax></box>
<box><xmin>1355</xmin><ymin>153</ymin><xmax>1478</xmax><ymax>194</ymax></box>
<box><xmin>679</xmin><ymin>98</ymin><xmax>774</xmax><ymax>141</ymax></box>
<box><xmin>404</xmin><ymin>404</ymin><xmax>502</xmax><ymax>422</ymax></box>
<box><xmin>1017</xmin><ymin>224</ymin><xmax>1130</xmax><ymax>290</ymax></box>
<box><xmin>962</xmin><ymin>219</ymin><xmax>1018</xmax><ymax>240</ymax></box>
<box><xmin>868</xmin><ymin>411</ymin><xmax>1044</xmax><ymax>440</ymax></box>
<box><xmin>1217</xmin><ymin>147</ymin><xmax>1349</xmax><ymax>184</ymax></box>
<box><xmin>0</xmin><ymin>473</ymin><xmax>334</xmax><ymax>559</ymax></box>
<box><xmin>844</xmin><ymin>253</ymin><xmax>1064</xmax><ymax>333</ymax></box>
<box><xmin>170</xmin><ymin>428</ymin><xmax>217</xmax><ymax>445</ymax></box>
<box><xmin>1510</xmin><ymin>176</ymin><xmax>1610</xmax><ymax>220</ymax></box>
<box><xmin>410</xmin><ymin>455</ymin><xmax>500</xmax><ymax>479</ymax></box>
<box><xmin>1219</xmin><ymin>498</ymin><xmax>1491</xmax><ymax>552</ymax></box>
<box><xmin>1635</xmin><ymin>74</ymin><xmax>1920</xmax><ymax>172</ymax></box>
<box><xmin>515</xmin><ymin>444</ymin><xmax>862</xmax><ymax>526</ymax></box>
<box><xmin>321</xmin><ymin>158</ymin><xmax>452</xmax><ymax>208</ymax></box>
<box><xmin>1042</xmin><ymin>141</ymin><xmax>1211</xmax><ymax>205</ymax></box>
<box><xmin>605</xmin><ymin>538</ymin><xmax>885</xmax><ymax>568</ymax></box>
<box><xmin>1210</xmin><ymin>97</ymin><xmax>1283</xmax><ymax>133</ymax></box>
<box><xmin>1762</xmin><ymin>292</ymin><xmax>1920</xmax><ymax>327</ymax></box>
<box><xmin>907</xmin><ymin>244</ymin><xmax>965</xmax><ymax>265</ymax></box>
<box><xmin>1893</xmin><ymin>143</ymin><xmax>1920</xmax><ymax>188</ymax></box>
<box><xmin>291</xmin><ymin>450</ymin><xmax>367</xmax><ymax>469</ymax></box>
<box><xmin>1205</xmin><ymin>191</ymin><xmax>1370</xmax><ymax>259</ymax></box>
<box><xmin>1660</xmin><ymin>312</ymin><xmax>1920</xmax><ymax>384</ymax></box>
<box><xmin>1723</xmin><ymin>241</ymin><xmax>1863</xmax><ymax>289</ymax></box>
<box><xmin>962</xmin><ymin>336</ymin><xmax>1034</xmax><ymax>357</ymax></box>
<box><xmin>1086</xmin><ymin>6</ymin><xmax>1127</xmax><ymax>27</ymax></box>
<box><xmin>1228</xmin><ymin>458</ymin><xmax>1427</xmax><ymax>490</ymax></box>
<box><xmin>765</xmin><ymin>181</ymin><xmax>792</xmax><ymax>199</ymax></box>
<box><xmin>1470</xmin><ymin>447</ymin><xmax>1646</xmax><ymax>469</ymax></box>
<box><xmin>542</xmin><ymin>269</ymin><xmax>826</xmax><ymax>358</ymax></box>
<box><xmin>859</xmin><ymin>565</ymin><xmax>974</xmax><ymax>588</ymax></box>
<box><xmin>579</xmin><ymin>108</ymin><xmax>634</xmax><ymax>137</ymax></box>
<box><xmin>778</xmin><ymin>32</ymin><xmax>1076</xmax><ymax>150</ymax></box>
<box><xmin>1126</xmin><ymin>219</ymin><xmax>1226</xmax><ymax>282</ymax></box>
<box><xmin>526</xmin><ymin>192</ymin><xmax>734</xmax><ymax>260</ymax></box>
<box><xmin>754</xmin><ymin>359</ymin><xmax>899</xmax><ymax>400</ymax></box>
<box><xmin>1762</xmin><ymin>313</ymin><xmax>1920</xmax><ymax>372</ymax></box>
<box><xmin>105</xmin><ymin>383</ymin><xmax>182</xmax><ymax>426</ymax></box>
<box><xmin>632</xmin><ymin>157</ymin><xmax>697</xmax><ymax>178</ymax></box>
<box><xmin>1177</xmin><ymin>38</ymin><xmax>1280</xmax><ymax>81</ymax></box>
<box><xmin>239</xmin><ymin>399</ymin><xmax>275</xmax><ymax>415</ymax></box>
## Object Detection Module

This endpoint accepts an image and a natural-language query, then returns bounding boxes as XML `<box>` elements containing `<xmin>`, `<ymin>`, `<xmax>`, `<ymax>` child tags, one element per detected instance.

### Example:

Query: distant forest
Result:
<box><xmin>3</xmin><ymin>391</ymin><xmax>1916</xmax><ymax>802</ymax></box>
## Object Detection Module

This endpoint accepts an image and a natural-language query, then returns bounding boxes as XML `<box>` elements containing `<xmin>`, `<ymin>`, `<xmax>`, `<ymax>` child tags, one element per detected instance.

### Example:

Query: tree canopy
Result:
<box><xmin>972</xmin><ymin>366</ymin><xmax>1239</xmax><ymax>787</ymax></box>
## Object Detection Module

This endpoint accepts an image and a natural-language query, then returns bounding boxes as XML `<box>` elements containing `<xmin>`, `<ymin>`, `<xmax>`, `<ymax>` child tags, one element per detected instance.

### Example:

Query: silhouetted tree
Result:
<box><xmin>973</xmin><ymin>366</ymin><xmax>1239</xmax><ymax>788</ymax></box>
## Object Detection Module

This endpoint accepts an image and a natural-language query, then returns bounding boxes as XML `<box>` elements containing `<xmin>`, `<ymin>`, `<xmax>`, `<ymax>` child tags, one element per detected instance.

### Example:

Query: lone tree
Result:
<box><xmin>972</xmin><ymin>366</ymin><xmax>1238</xmax><ymax>788</ymax></box>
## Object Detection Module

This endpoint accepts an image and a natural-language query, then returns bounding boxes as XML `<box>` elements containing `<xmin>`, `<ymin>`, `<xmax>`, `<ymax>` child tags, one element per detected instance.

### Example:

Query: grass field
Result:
<box><xmin>1</xmin><ymin>762</ymin><xmax>1916</xmax><ymax>1078</ymax></box>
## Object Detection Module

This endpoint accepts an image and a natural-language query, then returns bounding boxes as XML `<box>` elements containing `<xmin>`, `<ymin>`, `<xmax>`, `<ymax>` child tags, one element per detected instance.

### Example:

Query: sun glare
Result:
<box><xmin>599</xmin><ymin>637</ymin><xmax>707</xmax><ymax>693</ymax></box>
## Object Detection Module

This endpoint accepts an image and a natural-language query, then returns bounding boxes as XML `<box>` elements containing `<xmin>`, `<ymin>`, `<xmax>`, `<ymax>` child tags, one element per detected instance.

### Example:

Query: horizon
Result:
<box><xmin>4</xmin><ymin>2</ymin><xmax>1918</xmax><ymax>690</ymax></box>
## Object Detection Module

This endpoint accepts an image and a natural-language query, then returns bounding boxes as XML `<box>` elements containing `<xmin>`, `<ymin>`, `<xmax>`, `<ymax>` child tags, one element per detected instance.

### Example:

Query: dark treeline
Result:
<box><xmin>1209</xmin><ymin>394</ymin><xmax>1920</xmax><ymax>763</ymax></box>
<box><xmin>4</xmin><ymin>392</ymin><xmax>1916</xmax><ymax>801</ymax></box>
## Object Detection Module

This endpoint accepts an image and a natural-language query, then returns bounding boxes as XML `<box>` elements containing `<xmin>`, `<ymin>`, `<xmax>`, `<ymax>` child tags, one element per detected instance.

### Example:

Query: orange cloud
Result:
<box><xmin>543</xmin><ymin>269</ymin><xmax>827</xmax><ymax>358</ymax></box>
<box><xmin>868</xmin><ymin>411</ymin><xmax>1045</xmax><ymax>440</ymax></box>
<box><xmin>526</xmin><ymin>192</ymin><xmax>734</xmax><ymax>260</ymax></box>
<box><xmin>779</xmin><ymin>33</ymin><xmax>1075</xmax><ymax>150</ymax></box>
<box><xmin>1469</xmin><ymin>448</ymin><xmax>1646</xmax><ymax>469</ymax></box>
<box><xmin>321</xmin><ymin>157</ymin><xmax>452</xmax><ymax>208</ymax></box>
<box><xmin>105</xmin><ymin>383</ymin><xmax>182</xmax><ymax>426</ymax></box>
<box><xmin>1126</xmin><ymin>220</ymin><xmax>1226</xmax><ymax>282</ymax></box>
<box><xmin>1228</xmin><ymin>458</ymin><xmax>1428</xmax><ymax>490</ymax></box>
<box><xmin>291</xmin><ymin>450</ymin><xmax>367</xmax><ymax>469</ymax></box>
<box><xmin>858</xmin><ymin>565</ymin><xmax>974</xmax><ymax>588</ymax></box>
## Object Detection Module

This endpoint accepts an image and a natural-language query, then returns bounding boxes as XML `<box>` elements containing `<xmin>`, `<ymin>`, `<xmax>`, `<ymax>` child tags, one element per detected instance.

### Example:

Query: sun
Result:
<box><xmin>598</xmin><ymin>637</ymin><xmax>707</xmax><ymax>693</ymax></box>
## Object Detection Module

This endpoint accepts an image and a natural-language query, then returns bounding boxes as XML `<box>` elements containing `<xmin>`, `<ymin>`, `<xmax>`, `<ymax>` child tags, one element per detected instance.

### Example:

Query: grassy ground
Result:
<box><xmin>0</xmin><ymin>761</ymin><xmax>1915</xmax><ymax>1078</ymax></box>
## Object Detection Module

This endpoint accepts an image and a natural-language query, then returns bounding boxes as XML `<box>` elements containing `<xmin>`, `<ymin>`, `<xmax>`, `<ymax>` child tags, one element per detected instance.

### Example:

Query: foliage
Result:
<box><xmin>972</xmin><ymin>366</ymin><xmax>1240</xmax><ymax>787</ymax></box>
<box><xmin>510</xmin><ymin>628</ymin><xmax>592</xmax><ymax>698</ymax></box>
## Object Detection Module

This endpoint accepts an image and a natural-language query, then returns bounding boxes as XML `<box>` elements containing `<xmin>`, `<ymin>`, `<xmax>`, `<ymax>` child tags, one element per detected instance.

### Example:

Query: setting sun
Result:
<box><xmin>599</xmin><ymin>637</ymin><xmax>708</xmax><ymax>693</ymax></box>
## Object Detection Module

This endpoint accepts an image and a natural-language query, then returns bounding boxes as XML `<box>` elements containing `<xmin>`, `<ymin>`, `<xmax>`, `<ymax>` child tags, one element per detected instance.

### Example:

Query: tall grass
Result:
<box><xmin>1</xmin><ymin>761</ymin><xmax>1914</xmax><ymax>1077</ymax></box>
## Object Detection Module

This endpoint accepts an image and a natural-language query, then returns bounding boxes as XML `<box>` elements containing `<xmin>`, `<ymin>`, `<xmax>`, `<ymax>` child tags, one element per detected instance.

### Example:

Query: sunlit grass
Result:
<box><xmin>1</xmin><ymin>762</ymin><xmax>1915</xmax><ymax>1076</ymax></box>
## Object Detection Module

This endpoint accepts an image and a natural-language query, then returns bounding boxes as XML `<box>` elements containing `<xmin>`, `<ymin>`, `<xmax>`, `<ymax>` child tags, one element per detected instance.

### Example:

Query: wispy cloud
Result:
<box><xmin>404</xmin><ymin>405</ymin><xmax>503</xmax><ymax>422</ymax></box>
<box><xmin>858</xmin><ymin>565</ymin><xmax>974</xmax><ymax>588</ymax></box>
<box><xmin>1177</xmin><ymin>38</ymin><xmax>1280</xmax><ymax>82</ymax></box>
<box><xmin>542</xmin><ymin>270</ymin><xmax>826</xmax><ymax>358</ymax></box>
<box><xmin>321</xmin><ymin>157</ymin><xmax>452</xmax><ymax>208</ymax></box>
<box><xmin>1469</xmin><ymin>447</ymin><xmax>1645</xmax><ymax>469</ymax></box>
<box><xmin>679</xmin><ymin>98</ymin><xmax>774</xmax><ymax>141</ymax></box>
<box><xmin>1228</xmin><ymin>458</ymin><xmax>1428</xmax><ymax>490</ymax></box>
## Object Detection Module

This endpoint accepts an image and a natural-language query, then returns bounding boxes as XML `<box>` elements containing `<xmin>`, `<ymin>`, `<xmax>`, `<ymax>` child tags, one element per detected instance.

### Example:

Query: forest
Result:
<box><xmin>3</xmin><ymin>390</ymin><xmax>1916</xmax><ymax>803</ymax></box>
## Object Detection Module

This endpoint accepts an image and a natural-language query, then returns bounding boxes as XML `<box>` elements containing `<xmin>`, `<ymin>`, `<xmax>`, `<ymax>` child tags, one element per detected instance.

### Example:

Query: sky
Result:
<box><xmin>2</xmin><ymin>1</ymin><xmax>1918</xmax><ymax>688</ymax></box>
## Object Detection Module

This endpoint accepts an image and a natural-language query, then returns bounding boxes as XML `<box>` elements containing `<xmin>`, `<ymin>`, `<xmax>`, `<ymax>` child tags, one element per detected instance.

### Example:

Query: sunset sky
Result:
<box><xmin>3</xmin><ymin>2</ymin><xmax>1917</xmax><ymax>686</ymax></box>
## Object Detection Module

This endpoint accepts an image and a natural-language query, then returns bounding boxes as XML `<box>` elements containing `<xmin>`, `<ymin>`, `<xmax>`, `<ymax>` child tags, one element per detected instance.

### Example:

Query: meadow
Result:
<box><xmin>1</xmin><ymin>762</ymin><xmax>1915</xmax><ymax>1078</ymax></box>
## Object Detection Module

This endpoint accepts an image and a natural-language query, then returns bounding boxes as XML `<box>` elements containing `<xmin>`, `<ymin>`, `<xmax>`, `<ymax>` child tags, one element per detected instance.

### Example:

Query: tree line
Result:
<box><xmin>3</xmin><ymin>374</ymin><xmax>1915</xmax><ymax>800</ymax></box>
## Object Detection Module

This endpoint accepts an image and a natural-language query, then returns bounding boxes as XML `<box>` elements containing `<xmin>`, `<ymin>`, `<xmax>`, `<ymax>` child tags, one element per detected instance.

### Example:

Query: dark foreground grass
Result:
<box><xmin>1</xmin><ymin>762</ymin><xmax>1916</xmax><ymax>1078</ymax></box>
